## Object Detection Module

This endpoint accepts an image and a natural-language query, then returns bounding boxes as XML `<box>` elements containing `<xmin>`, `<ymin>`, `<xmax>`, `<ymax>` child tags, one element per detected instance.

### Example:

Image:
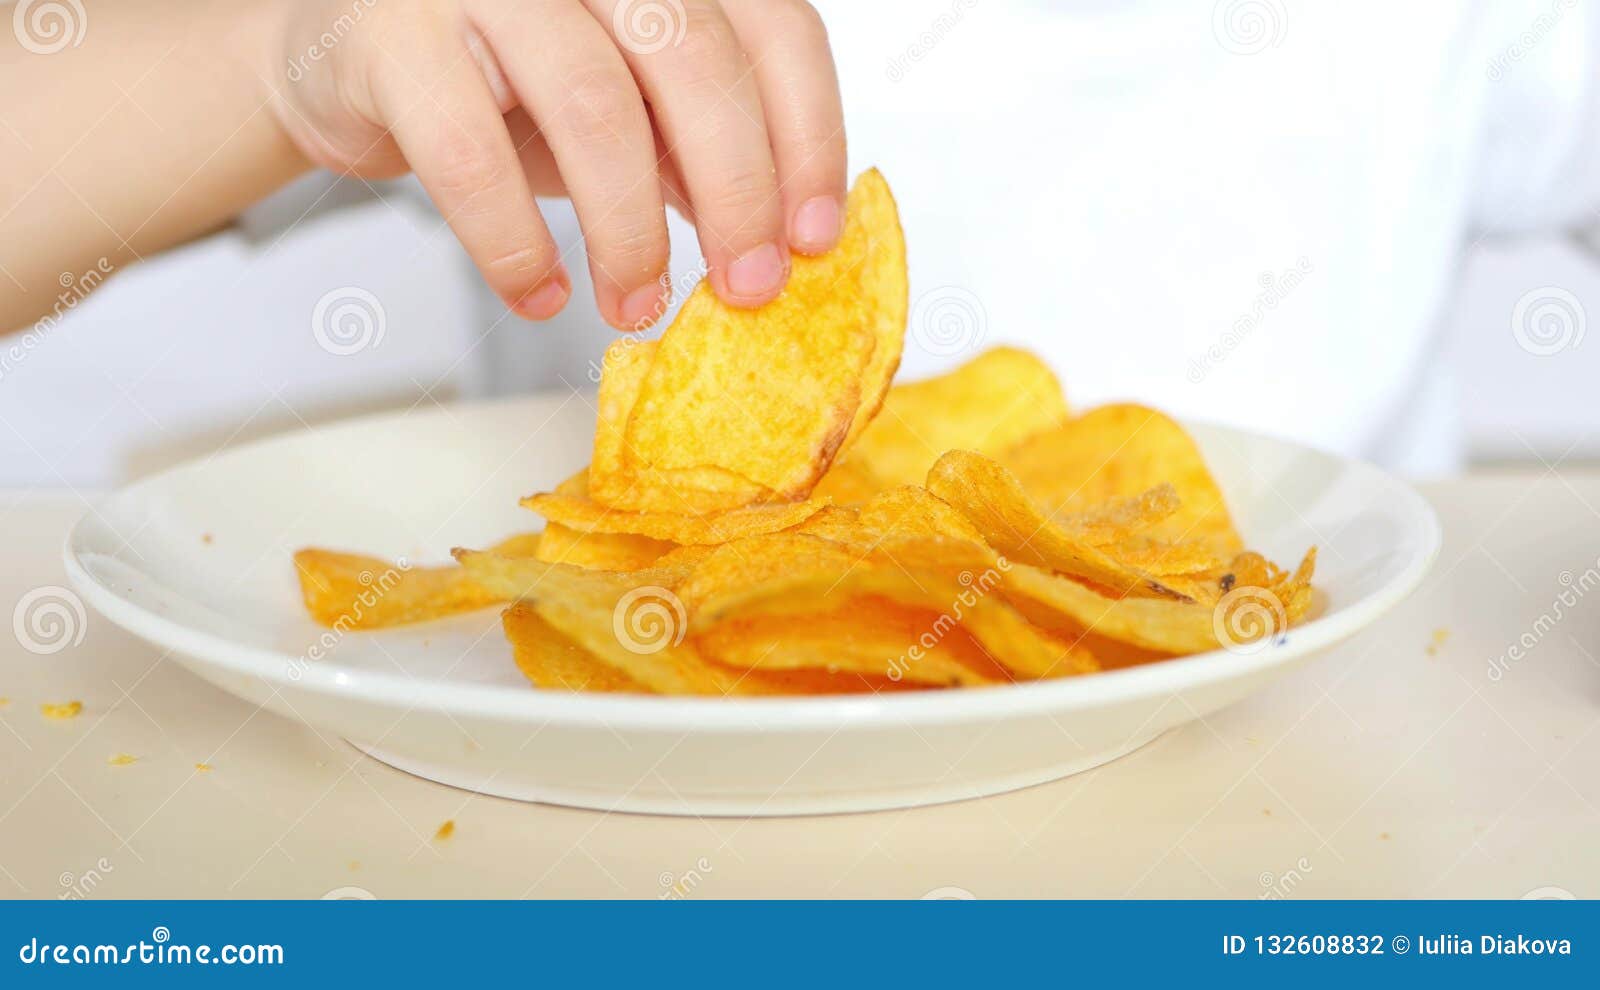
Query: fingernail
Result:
<box><xmin>619</xmin><ymin>281</ymin><xmax>668</xmax><ymax>329</ymax></box>
<box><xmin>515</xmin><ymin>277</ymin><xmax>569</xmax><ymax>321</ymax></box>
<box><xmin>725</xmin><ymin>242</ymin><xmax>786</xmax><ymax>300</ymax></box>
<box><xmin>790</xmin><ymin>196</ymin><xmax>842</xmax><ymax>254</ymax></box>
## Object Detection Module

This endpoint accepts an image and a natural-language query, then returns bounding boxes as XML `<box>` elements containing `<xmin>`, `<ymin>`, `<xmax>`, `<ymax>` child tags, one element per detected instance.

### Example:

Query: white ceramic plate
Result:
<box><xmin>65</xmin><ymin>395</ymin><xmax>1439</xmax><ymax>816</ymax></box>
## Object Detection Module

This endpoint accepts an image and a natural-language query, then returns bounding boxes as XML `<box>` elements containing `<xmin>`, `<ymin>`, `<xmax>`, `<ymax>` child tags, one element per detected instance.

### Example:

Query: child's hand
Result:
<box><xmin>270</xmin><ymin>0</ymin><xmax>845</xmax><ymax>329</ymax></box>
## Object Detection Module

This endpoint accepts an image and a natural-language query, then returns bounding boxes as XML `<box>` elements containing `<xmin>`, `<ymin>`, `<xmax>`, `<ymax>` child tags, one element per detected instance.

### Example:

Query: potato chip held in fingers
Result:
<box><xmin>615</xmin><ymin>170</ymin><xmax>903</xmax><ymax>504</ymax></box>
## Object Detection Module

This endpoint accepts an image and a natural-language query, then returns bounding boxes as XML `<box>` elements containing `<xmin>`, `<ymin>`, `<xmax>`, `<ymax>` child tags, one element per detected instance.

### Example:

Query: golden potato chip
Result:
<box><xmin>855</xmin><ymin>486</ymin><xmax>988</xmax><ymax>544</ymax></box>
<box><xmin>836</xmin><ymin>169</ymin><xmax>909</xmax><ymax>453</ymax></box>
<box><xmin>459</xmin><ymin>555</ymin><xmax>721</xmax><ymax>693</ymax></box>
<box><xmin>925</xmin><ymin>450</ymin><xmax>1190</xmax><ymax>600</ymax></box>
<box><xmin>793</xmin><ymin>486</ymin><xmax>983</xmax><ymax>549</ymax></box>
<box><xmin>534</xmin><ymin>522</ymin><xmax>675</xmax><ymax>571</ymax></box>
<box><xmin>648</xmin><ymin>544</ymin><xmax>720</xmax><ymax>571</ymax></box>
<box><xmin>603</xmin><ymin>173</ymin><xmax>906</xmax><ymax>514</ymax></box>
<box><xmin>809</xmin><ymin>458</ymin><xmax>884</xmax><ymax>504</ymax></box>
<box><xmin>587</xmin><ymin>337</ymin><xmax>656</xmax><ymax>508</ymax></box>
<box><xmin>489</xmin><ymin>532</ymin><xmax>546</xmax><ymax>557</ymax></box>
<box><xmin>1003</xmin><ymin>549</ymin><xmax>1317</xmax><ymax>654</ymax></box>
<box><xmin>678</xmin><ymin>521</ymin><xmax>998</xmax><ymax>623</ymax></box>
<box><xmin>1216</xmin><ymin>551</ymin><xmax>1276</xmax><ymax>589</ymax></box>
<box><xmin>1057</xmin><ymin>484</ymin><xmax>1181</xmax><ymax>545</ymax></box>
<box><xmin>788</xmin><ymin>504</ymin><xmax>862</xmax><ymax>541</ymax></box>
<box><xmin>294</xmin><ymin>531</ymin><xmax>540</xmax><ymax>629</ymax></box>
<box><xmin>1000</xmin><ymin>403</ymin><xmax>1243</xmax><ymax>560</ymax></box>
<box><xmin>586</xmin><ymin>341</ymin><xmax>782</xmax><ymax>514</ymax></box>
<box><xmin>832</xmin><ymin>538</ymin><xmax>1099</xmax><ymax>678</ymax></box>
<box><xmin>458</xmin><ymin>546</ymin><xmax>677</xmax><ymax>599</ymax></box>
<box><xmin>1048</xmin><ymin>484</ymin><xmax>1226</xmax><ymax>582</ymax></box>
<box><xmin>678</xmin><ymin>533</ymin><xmax>1095</xmax><ymax>679</ymax></box>
<box><xmin>743</xmin><ymin>567</ymin><xmax>1096</xmax><ymax>681</ymax></box>
<box><xmin>593</xmin><ymin>173</ymin><xmax>907</xmax><ymax>514</ymax></box>
<box><xmin>829</xmin><ymin>346</ymin><xmax>1069</xmax><ymax>492</ymax></box>
<box><xmin>525</xmin><ymin>485</ymin><xmax>829</xmax><ymax>545</ymax></box>
<box><xmin>503</xmin><ymin>603</ymin><xmax>645</xmax><ymax>693</ymax></box>
<box><xmin>676</xmin><ymin>533</ymin><xmax>863</xmax><ymax>623</ymax></box>
<box><xmin>619</xmin><ymin>173</ymin><xmax>889</xmax><ymax>502</ymax></box>
<box><xmin>1096</xmin><ymin>536</ymin><xmax>1225</xmax><ymax>577</ymax></box>
<box><xmin>696</xmin><ymin>596</ymin><xmax>1009</xmax><ymax>687</ymax></box>
<box><xmin>293</xmin><ymin>552</ymin><xmax>491</xmax><ymax>629</ymax></box>
<box><xmin>465</xmin><ymin>549</ymin><xmax>914</xmax><ymax>695</ymax></box>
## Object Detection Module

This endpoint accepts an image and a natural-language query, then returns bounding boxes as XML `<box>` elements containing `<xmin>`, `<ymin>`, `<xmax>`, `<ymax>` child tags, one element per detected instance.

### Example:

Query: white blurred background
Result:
<box><xmin>5</xmin><ymin>0</ymin><xmax>1600</xmax><ymax>489</ymax></box>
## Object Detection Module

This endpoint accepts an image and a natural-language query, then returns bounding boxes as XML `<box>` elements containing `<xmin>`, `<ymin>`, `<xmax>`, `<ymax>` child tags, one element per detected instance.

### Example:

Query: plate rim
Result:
<box><xmin>64</xmin><ymin>397</ymin><xmax>1442</xmax><ymax>732</ymax></box>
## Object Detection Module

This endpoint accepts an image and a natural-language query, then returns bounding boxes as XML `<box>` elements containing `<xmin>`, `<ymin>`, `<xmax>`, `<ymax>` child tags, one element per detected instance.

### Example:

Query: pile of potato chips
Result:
<box><xmin>295</xmin><ymin>170</ymin><xmax>1315</xmax><ymax>696</ymax></box>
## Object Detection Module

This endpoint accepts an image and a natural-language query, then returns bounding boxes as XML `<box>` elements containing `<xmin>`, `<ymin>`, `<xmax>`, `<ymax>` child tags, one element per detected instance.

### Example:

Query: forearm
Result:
<box><xmin>0</xmin><ymin>0</ymin><xmax>309</xmax><ymax>331</ymax></box>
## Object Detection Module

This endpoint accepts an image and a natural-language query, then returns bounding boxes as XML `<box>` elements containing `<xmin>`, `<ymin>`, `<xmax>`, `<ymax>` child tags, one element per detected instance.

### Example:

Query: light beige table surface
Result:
<box><xmin>1</xmin><ymin>478</ymin><xmax>1596</xmax><ymax>900</ymax></box>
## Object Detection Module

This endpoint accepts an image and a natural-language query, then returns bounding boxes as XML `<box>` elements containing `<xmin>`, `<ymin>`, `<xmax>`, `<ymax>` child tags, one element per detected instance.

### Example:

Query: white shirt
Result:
<box><xmin>6</xmin><ymin>0</ymin><xmax>1600</xmax><ymax>487</ymax></box>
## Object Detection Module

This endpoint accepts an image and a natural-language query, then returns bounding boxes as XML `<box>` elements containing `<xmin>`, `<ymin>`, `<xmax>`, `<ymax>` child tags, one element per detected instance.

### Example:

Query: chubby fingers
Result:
<box><xmin>374</xmin><ymin>29</ymin><xmax>570</xmax><ymax>319</ymax></box>
<box><xmin>472</xmin><ymin>0</ymin><xmax>672</xmax><ymax>330</ymax></box>
<box><xmin>721</xmin><ymin>0</ymin><xmax>847</xmax><ymax>256</ymax></box>
<box><xmin>588</xmin><ymin>0</ymin><xmax>790</xmax><ymax>308</ymax></box>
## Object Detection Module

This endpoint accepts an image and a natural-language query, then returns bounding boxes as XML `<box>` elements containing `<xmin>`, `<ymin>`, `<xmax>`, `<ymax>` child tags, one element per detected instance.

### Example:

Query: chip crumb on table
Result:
<box><xmin>1426</xmin><ymin>627</ymin><xmax>1450</xmax><ymax>656</ymax></box>
<box><xmin>433</xmin><ymin>820</ymin><xmax>455</xmax><ymax>841</ymax></box>
<box><xmin>107</xmin><ymin>753</ymin><xmax>138</xmax><ymax>766</ymax></box>
<box><xmin>40</xmin><ymin>701</ymin><xmax>83</xmax><ymax>720</ymax></box>
<box><xmin>194</xmin><ymin>762</ymin><xmax>213</xmax><ymax>772</ymax></box>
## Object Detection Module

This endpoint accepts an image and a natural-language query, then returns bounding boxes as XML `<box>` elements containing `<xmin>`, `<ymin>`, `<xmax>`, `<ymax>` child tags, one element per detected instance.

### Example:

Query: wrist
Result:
<box><xmin>220</xmin><ymin>0</ymin><xmax>315</xmax><ymax>176</ymax></box>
